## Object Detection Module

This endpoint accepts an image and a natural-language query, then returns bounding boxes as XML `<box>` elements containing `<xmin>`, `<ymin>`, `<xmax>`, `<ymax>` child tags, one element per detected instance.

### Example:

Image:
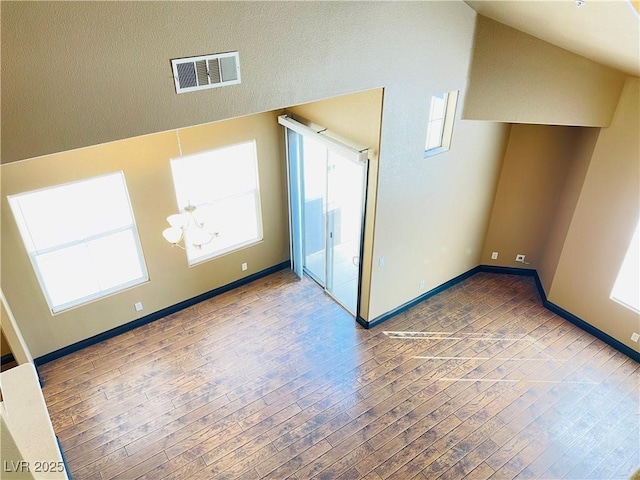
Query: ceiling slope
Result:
<box><xmin>465</xmin><ymin>0</ymin><xmax>640</xmax><ymax>77</ymax></box>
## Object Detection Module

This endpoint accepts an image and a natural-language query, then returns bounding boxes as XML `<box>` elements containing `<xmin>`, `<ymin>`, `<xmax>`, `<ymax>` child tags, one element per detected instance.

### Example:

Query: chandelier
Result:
<box><xmin>162</xmin><ymin>203</ymin><xmax>219</xmax><ymax>249</ymax></box>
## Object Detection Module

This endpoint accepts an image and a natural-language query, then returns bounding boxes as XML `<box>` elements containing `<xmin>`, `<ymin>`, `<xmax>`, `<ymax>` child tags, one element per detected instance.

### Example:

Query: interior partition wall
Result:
<box><xmin>279</xmin><ymin>115</ymin><xmax>368</xmax><ymax>317</ymax></box>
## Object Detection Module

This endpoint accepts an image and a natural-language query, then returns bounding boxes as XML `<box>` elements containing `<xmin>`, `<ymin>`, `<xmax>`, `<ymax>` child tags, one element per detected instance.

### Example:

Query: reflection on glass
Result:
<box><xmin>291</xmin><ymin>129</ymin><xmax>367</xmax><ymax>316</ymax></box>
<box><xmin>302</xmin><ymin>136</ymin><xmax>328</xmax><ymax>284</ymax></box>
<box><xmin>326</xmin><ymin>151</ymin><xmax>365</xmax><ymax>313</ymax></box>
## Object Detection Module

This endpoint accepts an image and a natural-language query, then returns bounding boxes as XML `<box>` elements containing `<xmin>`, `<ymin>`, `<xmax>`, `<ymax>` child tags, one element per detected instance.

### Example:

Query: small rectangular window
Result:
<box><xmin>425</xmin><ymin>90</ymin><xmax>459</xmax><ymax>157</ymax></box>
<box><xmin>8</xmin><ymin>172</ymin><xmax>148</xmax><ymax>313</ymax></box>
<box><xmin>169</xmin><ymin>140</ymin><xmax>263</xmax><ymax>266</ymax></box>
<box><xmin>611</xmin><ymin>221</ymin><xmax>639</xmax><ymax>313</ymax></box>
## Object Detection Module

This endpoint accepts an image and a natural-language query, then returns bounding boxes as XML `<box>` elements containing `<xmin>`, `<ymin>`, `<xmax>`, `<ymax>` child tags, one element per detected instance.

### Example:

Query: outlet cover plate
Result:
<box><xmin>491</xmin><ymin>252</ymin><xmax>498</xmax><ymax>260</ymax></box>
<box><xmin>631</xmin><ymin>332</ymin><xmax>639</xmax><ymax>342</ymax></box>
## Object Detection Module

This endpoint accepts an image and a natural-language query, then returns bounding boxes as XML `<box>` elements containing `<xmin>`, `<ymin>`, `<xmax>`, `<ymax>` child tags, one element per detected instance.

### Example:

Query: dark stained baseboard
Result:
<box><xmin>56</xmin><ymin>435</ymin><xmax>72</xmax><ymax>480</ymax></box>
<box><xmin>478</xmin><ymin>265</ymin><xmax>639</xmax><ymax>363</ymax></box>
<box><xmin>357</xmin><ymin>266</ymin><xmax>481</xmax><ymax>329</ymax></box>
<box><xmin>34</xmin><ymin>259</ymin><xmax>638</xmax><ymax>367</ymax></box>
<box><xmin>359</xmin><ymin>264</ymin><xmax>639</xmax><ymax>364</ymax></box>
<box><xmin>1</xmin><ymin>353</ymin><xmax>16</xmax><ymax>366</ymax></box>
<box><xmin>1</xmin><ymin>353</ymin><xmax>42</xmax><ymax>386</ymax></box>
<box><xmin>34</xmin><ymin>261</ymin><xmax>291</xmax><ymax>366</ymax></box>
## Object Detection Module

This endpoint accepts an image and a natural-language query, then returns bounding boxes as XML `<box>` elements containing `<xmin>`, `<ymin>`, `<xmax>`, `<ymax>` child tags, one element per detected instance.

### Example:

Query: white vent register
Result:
<box><xmin>171</xmin><ymin>52</ymin><xmax>240</xmax><ymax>94</ymax></box>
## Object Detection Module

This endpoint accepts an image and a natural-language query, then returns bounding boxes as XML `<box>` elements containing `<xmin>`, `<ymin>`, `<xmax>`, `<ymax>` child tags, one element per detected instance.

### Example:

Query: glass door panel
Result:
<box><xmin>286</xmin><ymin>129</ymin><xmax>304</xmax><ymax>278</ymax></box>
<box><xmin>281</xmin><ymin>115</ymin><xmax>368</xmax><ymax>317</ymax></box>
<box><xmin>302</xmin><ymin>136</ymin><xmax>327</xmax><ymax>285</ymax></box>
<box><xmin>326</xmin><ymin>150</ymin><xmax>366</xmax><ymax>314</ymax></box>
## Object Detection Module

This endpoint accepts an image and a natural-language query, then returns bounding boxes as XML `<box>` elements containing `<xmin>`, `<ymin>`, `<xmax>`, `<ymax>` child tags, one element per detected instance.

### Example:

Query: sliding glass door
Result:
<box><xmin>302</xmin><ymin>136</ymin><xmax>327</xmax><ymax>284</ymax></box>
<box><xmin>325</xmin><ymin>150</ymin><xmax>366</xmax><ymax>312</ymax></box>
<box><xmin>282</xmin><ymin>116</ymin><xmax>368</xmax><ymax>316</ymax></box>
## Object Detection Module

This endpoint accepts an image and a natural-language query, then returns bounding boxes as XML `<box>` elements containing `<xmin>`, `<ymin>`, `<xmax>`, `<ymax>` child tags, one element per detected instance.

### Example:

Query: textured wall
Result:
<box><xmin>3</xmin><ymin>1</ymin><xmax>474</xmax><ymax>164</ymax></box>
<box><xmin>1</xmin><ymin>112</ymin><xmax>289</xmax><ymax>357</ymax></box>
<box><xmin>464</xmin><ymin>16</ymin><xmax>626</xmax><ymax>127</ymax></box>
<box><xmin>538</xmin><ymin>128</ymin><xmax>599</xmax><ymax>292</ymax></box>
<box><xmin>2</xmin><ymin>1</ymin><xmax>512</xmax><ymax>346</ymax></box>
<box><xmin>549</xmin><ymin>78</ymin><xmax>640</xmax><ymax>352</ymax></box>
<box><xmin>481</xmin><ymin>124</ymin><xmax>591</xmax><ymax>270</ymax></box>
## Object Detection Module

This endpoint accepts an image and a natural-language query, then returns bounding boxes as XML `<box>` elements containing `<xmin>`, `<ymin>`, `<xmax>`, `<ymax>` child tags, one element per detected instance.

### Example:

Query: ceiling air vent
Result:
<box><xmin>171</xmin><ymin>52</ymin><xmax>240</xmax><ymax>94</ymax></box>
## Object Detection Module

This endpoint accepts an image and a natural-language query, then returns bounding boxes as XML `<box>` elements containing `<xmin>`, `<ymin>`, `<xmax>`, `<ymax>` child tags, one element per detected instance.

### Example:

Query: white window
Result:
<box><xmin>8</xmin><ymin>172</ymin><xmax>148</xmax><ymax>313</ymax></box>
<box><xmin>611</xmin><ymin>221</ymin><xmax>639</xmax><ymax>313</ymax></box>
<box><xmin>425</xmin><ymin>90</ymin><xmax>459</xmax><ymax>157</ymax></box>
<box><xmin>170</xmin><ymin>140</ymin><xmax>263</xmax><ymax>265</ymax></box>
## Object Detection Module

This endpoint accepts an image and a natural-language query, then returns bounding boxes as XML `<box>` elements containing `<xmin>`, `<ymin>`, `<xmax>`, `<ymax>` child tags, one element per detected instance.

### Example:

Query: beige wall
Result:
<box><xmin>482</xmin><ymin>78</ymin><xmax>639</xmax><ymax>352</ymax></box>
<box><xmin>481</xmin><ymin>124</ymin><xmax>596</xmax><ymax>270</ymax></box>
<box><xmin>538</xmin><ymin>128</ymin><xmax>600</xmax><ymax>291</ymax></box>
<box><xmin>469</xmin><ymin>14</ymin><xmax>638</xmax><ymax>352</ymax></box>
<box><xmin>1</xmin><ymin>112</ymin><xmax>289</xmax><ymax>358</ymax></box>
<box><xmin>464</xmin><ymin>16</ymin><xmax>626</xmax><ymax>127</ymax></box>
<box><xmin>1</xmin><ymin>291</ymin><xmax>34</xmax><ymax>365</ymax></box>
<box><xmin>1</xmin><ymin>1</ymin><xmax>636</xmax><ymax>356</ymax></box>
<box><xmin>4</xmin><ymin>1</ymin><xmax>481</xmax><ymax>165</ymax></box>
<box><xmin>1</xmin><ymin>364</ymin><xmax>67</xmax><ymax>479</ymax></box>
<box><xmin>0</xmin><ymin>416</ymin><xmax>36</xmax><ymax>480</ymax></box>
<box><xmin>1</xmin><ymin>330</ymin><xmax>10</xmax><ymax>357</ymax></box>
<box><xmin>548</xmin><ymin>78</ymin><xmax>640</xmax><ymax>352</ymax></box>
<box><xmin>368</xmin><ymin>105</ymin><xmax>509</xmax><ymax>319</ymax></box>
<box><xmin>287</xmin><ymin>89</ymin><xmax>384</xmax><ymax>321</ymax></box>
<box><xmin>2</xmin><ymin>2</ymin><xmax>513</xmax><ymax>344</ymax></box>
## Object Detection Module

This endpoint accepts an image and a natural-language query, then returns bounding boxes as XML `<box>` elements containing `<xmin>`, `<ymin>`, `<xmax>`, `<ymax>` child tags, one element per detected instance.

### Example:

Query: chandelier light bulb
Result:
<box><xmin>163</xmin><ymin>203</ymin><xmax>219</xmax><ymax>249</ymax></box>
<box><xmin>162</xmin><ymin>227</ymin><xmax>183</xmax><ymax>244</ymax></box>
<box><xmin>167</xmin><ymin>213</ymin><xmax>188</xmax><ymax>230</ymax></box>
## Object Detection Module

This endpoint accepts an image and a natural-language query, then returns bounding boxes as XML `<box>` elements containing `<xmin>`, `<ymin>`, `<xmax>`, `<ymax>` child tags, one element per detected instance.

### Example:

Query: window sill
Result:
<box><xmin>424</xmin><ymin>146</ymin><xmax>449</xmax><ymax>158</ymax></box>
<box><xmin>187</xmin><ymin>238</ymin><xmax>264</xmax><ymax>267</ymax></box>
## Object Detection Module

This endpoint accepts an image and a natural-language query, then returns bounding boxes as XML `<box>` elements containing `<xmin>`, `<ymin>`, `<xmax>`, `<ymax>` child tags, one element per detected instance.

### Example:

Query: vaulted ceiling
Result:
<box><xmin>465</xmin><ymin>0</ymin><xmax>640</xmax><ymax>77</ymax></box>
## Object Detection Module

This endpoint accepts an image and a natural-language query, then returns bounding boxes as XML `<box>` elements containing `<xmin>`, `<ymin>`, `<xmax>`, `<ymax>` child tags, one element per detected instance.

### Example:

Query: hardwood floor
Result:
<box><xmin>40</xmin><ymin>271</ymin><xmax>640</xmax><ymax>480</ymax></box>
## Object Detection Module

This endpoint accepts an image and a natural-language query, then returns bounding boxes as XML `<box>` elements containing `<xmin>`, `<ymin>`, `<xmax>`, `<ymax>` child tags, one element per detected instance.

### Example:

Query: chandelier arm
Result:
<box><xmin>190</xmin><ymin>231</ymin><xmax>218</xmax><ymax>248</ymax></box>
<box><xmin>164</xmin><ymin>204</ymin><xmax>220</xmax><ymax>250</ymax></box>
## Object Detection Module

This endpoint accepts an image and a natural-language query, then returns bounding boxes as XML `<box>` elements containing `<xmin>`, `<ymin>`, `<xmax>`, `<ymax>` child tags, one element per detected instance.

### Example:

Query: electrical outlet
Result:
<box><xmin>241</xmin><ymin>262</ymin><xmax>248</xmax><ymax>271</ymax></box>
<box><xmin>419</xmin><ymin>280</ymin><xmax>425</xmax><ymax>290</ymax></box>
<box><xmin>379</xmin><ymin>257</ymin><xmax>385</xmax><ymax>267</ymax></box>
<box><xmin>631</xmin><ymin>332</ymin><xmax>639</xmax><ymax>343</ymax></box>
<box><xmin>515</xmin><ymin>254</ymin><xmax>526</xmax><ymax>263</ymax></box>
<box><xmin>491</xmin><ymin>252</ymin><xmax>498</xmax><ymax>260</ymax></box>
<box><xmin>134</xmin><ymin>302</ymin><xmax>143</xmax><ymax>312</ymax></box>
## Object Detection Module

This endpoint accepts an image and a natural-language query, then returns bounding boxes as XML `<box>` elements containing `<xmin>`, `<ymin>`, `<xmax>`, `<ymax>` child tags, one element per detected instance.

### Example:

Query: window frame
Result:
<box><xmin>7</xmin><ymin>172</ymin><xmax>149</xmax><ymax>314</ymax></box>
<box><xmin>424</xmin><ymin>90</ymin><xmax>459</xmax><ymax>158</ymax></box>
<box><xmin>169</xmin><ymin>140</ymin><xmax>264</xmax><ymax>266</ymax></box>
<box><xmin>610</xmin><ymin>220</ymin><xmax>639</xmax><ymax>314</ymax></box>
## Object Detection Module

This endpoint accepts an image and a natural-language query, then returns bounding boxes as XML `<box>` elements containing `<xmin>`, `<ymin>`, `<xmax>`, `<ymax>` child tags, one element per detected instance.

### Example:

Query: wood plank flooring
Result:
<box><xmin>40</xmin><ymin>271</ymin><xmax>640</xmax><ymax>479</ymax></box>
